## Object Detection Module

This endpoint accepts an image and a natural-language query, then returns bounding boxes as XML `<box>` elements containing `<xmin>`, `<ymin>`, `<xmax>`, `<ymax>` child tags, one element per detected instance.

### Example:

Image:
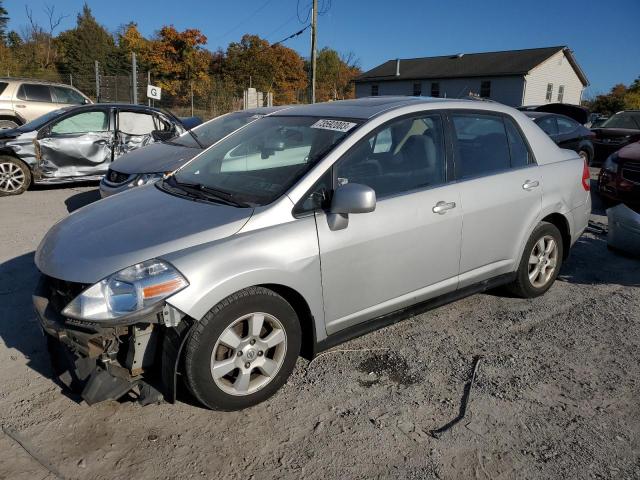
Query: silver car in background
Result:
<box><xmin>34</xmin><ymin>97</ymin><xmax>591</xmax><ymax>410</ymax></box>
<box><xmin>99</xmin><ymin>106</ymin><xmax>287</xmax><ymax>197</ymax></box>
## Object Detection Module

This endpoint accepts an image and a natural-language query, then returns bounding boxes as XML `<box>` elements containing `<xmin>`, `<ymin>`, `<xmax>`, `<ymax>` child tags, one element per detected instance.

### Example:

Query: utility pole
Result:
<box><xmin>310</xmin><ymin>0</ymin><xmax>317</xmax><ymax>103</ymax></box>
<box><xmin>132</xmin><ymin>52</ymin><xmax>138</xmax><ymax>104</ymax></box>
<box><xmin>94</xmin><ymin>61</ymin><xmax>100</xmax><ymax>102</ymax></box>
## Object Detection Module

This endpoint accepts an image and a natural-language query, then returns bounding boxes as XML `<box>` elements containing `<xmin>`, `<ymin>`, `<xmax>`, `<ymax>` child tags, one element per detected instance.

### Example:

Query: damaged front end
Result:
<box><xmin>33</xmin><ymin>274</ymin><xmax>192</xmax><ymax>406</ymax></box>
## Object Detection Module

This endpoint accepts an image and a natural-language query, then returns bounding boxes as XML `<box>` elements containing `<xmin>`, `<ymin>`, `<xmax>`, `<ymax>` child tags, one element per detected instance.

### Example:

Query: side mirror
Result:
<box><xmin>151</xmin><ymin>129</ymin><xmax>176</xmax><ymax>142</ymax></box>
<box><xmin>328</xmin><ymin>183</ymin><xmax>376</xmax><ymax>231</ymax></box>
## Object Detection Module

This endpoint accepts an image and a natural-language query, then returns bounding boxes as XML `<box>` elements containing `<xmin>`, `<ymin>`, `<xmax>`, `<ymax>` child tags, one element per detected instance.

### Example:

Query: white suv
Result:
<box><xmin>0</xmin><ymin>78</ymin><xmax>91</xmax><ymax>129</ymax></box>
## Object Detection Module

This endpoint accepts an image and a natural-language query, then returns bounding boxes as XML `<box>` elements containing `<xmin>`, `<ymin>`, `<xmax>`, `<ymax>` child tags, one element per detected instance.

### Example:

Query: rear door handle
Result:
<box><xmin>15</xmin><ymin>104</ymin><xmax>26</xmax><ymax>108</ymax></box>
<box><xmin>432</xmin><ymin>201</ymin><xmax>456</xmax><ymax>214</ymax></box>
<box><xmin>522</xmin><ymin>180</ymin><xmax>540</xmax><ymax>191</ymax></box>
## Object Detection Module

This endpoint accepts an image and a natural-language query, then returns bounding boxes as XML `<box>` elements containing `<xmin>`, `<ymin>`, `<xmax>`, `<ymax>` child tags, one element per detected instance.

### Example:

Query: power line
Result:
<box><xmin>212</xmin><ymin>0</ymin><xmax>275</xmax><ymax>43</ymax></box>
<box><xmin>271</xmin><ymin>24</ymin><xmax>310</xmax><ymax>46</ymax></box>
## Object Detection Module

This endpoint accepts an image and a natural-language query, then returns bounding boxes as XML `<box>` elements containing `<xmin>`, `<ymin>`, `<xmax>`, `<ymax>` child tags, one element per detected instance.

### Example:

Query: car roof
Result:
<box><xmin>0</xmin><ymin>77</ymin><xmax>78</xmax><ymax>87</ymax></box>
<box><xmin>269</xmin><ymin>96</ymin><xmax>469</xmax><ymax>120</ymax></box>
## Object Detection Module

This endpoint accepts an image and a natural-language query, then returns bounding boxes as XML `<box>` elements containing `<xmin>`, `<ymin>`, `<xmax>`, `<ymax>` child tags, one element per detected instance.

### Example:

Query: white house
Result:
<box><xmin>355</xmin><ymin>46</ymin><xmax>589</xmax><ymax>107</ymax></box>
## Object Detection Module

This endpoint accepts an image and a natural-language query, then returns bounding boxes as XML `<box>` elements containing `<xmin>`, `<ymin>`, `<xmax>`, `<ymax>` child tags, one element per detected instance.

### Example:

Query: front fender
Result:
<box><xmin>162</xmin><ymin>214</ymin><xmax>327</xmax><ymax>342</ymax></box>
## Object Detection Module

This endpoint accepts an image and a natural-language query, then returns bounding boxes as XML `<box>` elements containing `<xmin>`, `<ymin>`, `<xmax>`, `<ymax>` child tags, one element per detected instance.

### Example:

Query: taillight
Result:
<box><xmin>582</xmin><ymin>159</ymin><xmax>590</xmax><ymax>191</ymax></box>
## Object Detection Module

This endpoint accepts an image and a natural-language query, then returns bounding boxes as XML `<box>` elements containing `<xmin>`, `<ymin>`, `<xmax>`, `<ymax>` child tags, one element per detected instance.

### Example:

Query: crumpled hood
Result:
<box><xmin>109</xmin><ymin>142</ymin><xmax>201</xmax><ymax>175</ymax></box>
<box><xmin>35</xmin><ymin>184</ymin><xmax>253</xmax><ymax>284</ymax></box>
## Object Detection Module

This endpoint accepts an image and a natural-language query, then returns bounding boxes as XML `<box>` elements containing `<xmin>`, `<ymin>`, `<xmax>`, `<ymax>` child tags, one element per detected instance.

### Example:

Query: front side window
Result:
<box><xmin>171</xmin><ymin>116</ymin><xmax>359</xmax><ymax>206</ymax></box>
<box><xmin>545</xmin><ymin>83</ymin><xmax>554</xmax><ymax>102</ymax></box>
<box><xmin>336</xmin><ymin>113</ymin><xmax>446</xmax><ymax>198</ymax></box>
<box><xmin>413</xmin><ymin>83</ymin><xmax>422</xmax><ymax>96</ymax></box>
<box><xmin>431</xmin><ymin>82</ymin><xmax>440</xmax><ymax>97</ymax></box>
<box><xmin>451</xmin><ymin>113</ymin><xmax>510</xmax><ymax>179</ymax></box>
<box><xmin>118</xmin><ymin>111</ymin><xmax>157</xmax><ymax>135</ymax></box>
<box><xmin>480</xmin><ymin>81</ymin><xmax>491</xmax><ymax>98</ymax></box>
<box><xmin>371</xmin><ymin>85</ymin><xmax>379</xmax><ymax>96</ymax></box>
<box><xmin>52</xmin><ymin>86</ymin><xmax>86</xmax><ymax>105</ymax></box>
<box><xmin>51</xmin><ymin>111</ymin><xmax>109</xmax><ymax>134</ymax></box>
<box><xmin>18</xmin><ymin>84</ymin><xmax>53</xmax><ymax>102</ymax></box>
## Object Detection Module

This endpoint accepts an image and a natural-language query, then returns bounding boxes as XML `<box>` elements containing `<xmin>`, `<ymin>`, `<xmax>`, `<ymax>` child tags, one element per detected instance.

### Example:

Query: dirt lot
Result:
<box><xmin>1</xmin><ymin>183</ymin><xmax>639</xmax><ymax>480</ymax></box>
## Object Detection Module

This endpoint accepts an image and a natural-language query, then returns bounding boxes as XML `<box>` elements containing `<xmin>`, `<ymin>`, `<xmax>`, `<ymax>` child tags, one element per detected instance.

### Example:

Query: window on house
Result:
<box><xmin>557</xmin><ymin>85</ymin><xmax>565</xmax><ymax>103</ymax></box>
<box><xmin>431</xmin><ymin>82</ymin><xmax>440</xmax><ymax>97</ymax></box>
<box><xmin>413</xmin><ymin>83</ymin><xmax>422</xmax><ymax>96</ymax></box>
<box><xmin>480</xmin><ymin>81</ymin><xmax>491</xmax><ymax>98</ymax></box>
<box><xmin>546</xmin><ymin>83</ymin><xmax>553</xmax><ymax>102</ymax></box>
<box><xmin>371</xmin><ymin>85</ymin><xmax>379</xmax><ymax>96</ymax></box>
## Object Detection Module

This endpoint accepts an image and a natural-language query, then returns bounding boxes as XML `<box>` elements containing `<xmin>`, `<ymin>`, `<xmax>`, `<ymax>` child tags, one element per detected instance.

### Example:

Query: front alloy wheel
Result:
<box><xmin>211</xmin><ymin>312</ymin><xmax>287</xmax><ymax>396</ymax></box>
<box><xmin>184</xmin><ymin>287</ymin><xmax>301</xmax><ymax>410</ymax></box>
<box><xmin>0</xmin><ymin>157</ymin><xmax>31</xmax><ymax>196</ymax></box>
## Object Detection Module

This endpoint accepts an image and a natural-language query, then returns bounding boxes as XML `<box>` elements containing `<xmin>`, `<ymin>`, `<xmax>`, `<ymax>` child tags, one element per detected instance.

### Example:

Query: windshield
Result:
<box><xmin>167</xmin><ymin>116</ymin><xmax>360</xmax><ymax>206</ymax></box>
<box><xmin>171</xmin><ymin>111</ymin><xmax>263</xmax><ymax>148</ymax></box>
<box><xmin>16</xmin><ymin>108</ymin><xmax>71</xmax><ymax>132</ymax></box>
<box><xmin>601</xmin><ymin>112</ymin><xmax>640</xmax><ymax>129</ymax></box>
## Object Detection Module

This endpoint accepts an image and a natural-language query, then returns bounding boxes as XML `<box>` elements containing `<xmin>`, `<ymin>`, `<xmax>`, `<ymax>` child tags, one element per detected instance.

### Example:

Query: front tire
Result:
<box><xmin>184</xmin><ymin>287</ymin><xmax>301</xmax><ymax>411</ymax></box>
<box><xmin>0</xmin><ymin>156</ymin><xmax>31</xmax><ymax>196</ymax></box>
<box><xmin>507</xmin><ymin>222</ymin><xmax>563</xmax><ymax>298</ymax></box>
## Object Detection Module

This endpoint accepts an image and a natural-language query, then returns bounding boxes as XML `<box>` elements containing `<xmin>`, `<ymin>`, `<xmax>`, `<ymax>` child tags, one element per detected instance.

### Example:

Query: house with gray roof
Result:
<box><xmin>355</xmin><ymin>46</ymin><xmax>589</xmax><ymax>107</ymax></box>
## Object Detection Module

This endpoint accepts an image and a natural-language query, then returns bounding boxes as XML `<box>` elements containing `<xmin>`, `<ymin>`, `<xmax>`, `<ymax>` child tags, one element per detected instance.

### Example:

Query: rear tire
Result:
<box><xmin>507</xmin><ymin>222</ymin><xmax>564</xmax><ymax>298</ymax></box>
<box><xmin>184</xmin><ymin>287</ymin><xmax>301</xmax><ymax>411</ymax></box>
<box><xmin>0</xmin><ymin>156</ymin><xmax>31</xmax><ymax>196</ymax></box>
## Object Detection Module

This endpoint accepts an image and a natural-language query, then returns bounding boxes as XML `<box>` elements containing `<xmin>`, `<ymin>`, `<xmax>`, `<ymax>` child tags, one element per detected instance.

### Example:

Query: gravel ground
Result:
<box><xmin>1</xmin><ymin>183</ymin><xmax>639</xmax><ymax>480</ymax></box>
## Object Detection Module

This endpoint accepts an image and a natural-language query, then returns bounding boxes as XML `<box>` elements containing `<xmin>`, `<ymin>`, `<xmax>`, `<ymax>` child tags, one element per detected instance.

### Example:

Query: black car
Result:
<box><xmin>0</xmin><ymin>103</ymin><xmax>200</xmax><ymax>196</ymax></box>
<box><xmin>525</xmin><ymin>112</ymin><xmax>595</xmax><ymax>162</ymax></box>
<box><xmin>591</xmin><ymin>110</ymin><xmax>640</xmax><ymax>166</ymax></box>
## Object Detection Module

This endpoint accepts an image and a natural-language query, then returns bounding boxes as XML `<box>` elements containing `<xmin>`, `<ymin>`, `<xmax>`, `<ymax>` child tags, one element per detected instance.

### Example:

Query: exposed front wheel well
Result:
<box><xmin>540</xmin><ymin>213</ymin><xmax>571</xmax><ymax>259</ymax></box>
<box><xmin>259</xmin><ymin>284</ymin><xmax>316</xmax><ymax>360</ymax></box>
<box><xmin>0</xmin><ymin>115</ymin><xmax>22</xmax><ymax>126</ymax></box>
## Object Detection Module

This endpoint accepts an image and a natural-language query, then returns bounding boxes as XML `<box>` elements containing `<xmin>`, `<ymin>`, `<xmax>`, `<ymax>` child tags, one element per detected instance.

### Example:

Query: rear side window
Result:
<box><xmin>504</xmin><ymin>118</ymin><xmax>532</xmax><ymax>168</ymax></box>
<box><xmin>0</xmin><ymin>82</ymin><xmax>8</xmax><ymax>96</ymax></box>
<box><xmin>557</xmin><ymin>116</ymin><xmax>578</xmax><ymax>134</ymax></box>
<box><xmin>451</xmin><ymin>113</ymin><xmax>510</xmax><ymax>179</ymax></box>
<box><xmin>17</xmin><ymin>84</ymin><xmax>53</xmax><ymax>102</ymax></box>
<box><xmin>118</xmin><ymin>111</ymin><xmax>157</xmax><ymax>135</ymax></box>
<box><xmin>537</xmin><ymin>116</ymin><xmax>558</xmax><ymax>135</ymax></box>
<box><xmin>51</xmin><ymin>86</ymin><xmax>86</xmax><ymax>105</ymax></box>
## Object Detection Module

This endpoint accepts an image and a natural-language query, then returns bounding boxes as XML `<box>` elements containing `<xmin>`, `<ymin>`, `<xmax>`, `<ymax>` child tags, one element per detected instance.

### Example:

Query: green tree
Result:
<box><xmin>56</xmin><ymin>4</ymin><xmax>119</xmax><ymax>78</ymax></box>
<box><xmin>315</xmin><ymin>48</ymin><xmax>361</xmax><ymax>101</ymax></box>
<box><xmin>0</xmin><ymin>1</ymin><xmax>9</xmax><ymax>45</ymax></box>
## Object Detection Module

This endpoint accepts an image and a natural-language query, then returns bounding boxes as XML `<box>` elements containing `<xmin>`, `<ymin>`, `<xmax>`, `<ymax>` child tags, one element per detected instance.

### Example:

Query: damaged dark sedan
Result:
<box><xmin>0</xmin><ymin>103</ymin><xmax>197</xmax><ymax>196</ymax></box>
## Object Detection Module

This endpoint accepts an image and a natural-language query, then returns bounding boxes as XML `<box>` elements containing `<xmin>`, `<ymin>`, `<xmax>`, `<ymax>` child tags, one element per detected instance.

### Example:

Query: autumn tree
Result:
<box><xmin>223</xmin><ymin>34</ymin><xmax>307</xmax><ymax>104</ymax></box>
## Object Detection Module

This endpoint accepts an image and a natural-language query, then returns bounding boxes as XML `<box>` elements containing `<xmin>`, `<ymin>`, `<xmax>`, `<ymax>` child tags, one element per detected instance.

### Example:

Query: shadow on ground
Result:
<box><xmin>64</xmin><ymin>189</ymin><xmax>101</xmax><ymax>213</ymax></box>
<box><xmin>0</xmin><ymin>251</ymin><xmax>52</xmax><ymax>378</ymax></box>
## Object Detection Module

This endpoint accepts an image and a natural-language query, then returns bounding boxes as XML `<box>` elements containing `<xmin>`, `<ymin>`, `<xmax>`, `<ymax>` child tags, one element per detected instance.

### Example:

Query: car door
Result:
<box><xmin>449</xmin><ymin>111</ymin><xmax>542</xmax><ymax>288</ymax></box>
<box><xmin>36</xmin><ymin>108</ymin><xmax>114</xmax><ymax>179</ymax></box>
<box><xmin>314</xmin><ymin>112</ymin><xmax>462</xmax><ymax>334</ymax></box>
<box><xmin>115</xmin><ymin>109</ymin><xmax>171</xmax><ymax>159</ymax></box>
<box><xmin>14</xmin><ymin>84</ymin><xmax>56</xmax><ymax>122</ymax></box>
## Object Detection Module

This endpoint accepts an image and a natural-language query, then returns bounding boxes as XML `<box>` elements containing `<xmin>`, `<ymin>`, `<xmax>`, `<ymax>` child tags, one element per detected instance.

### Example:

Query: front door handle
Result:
<box><xmin>15</xmin><ymin>104</ymin><xmax>26</xmax><ymax>108</ymax></box>
<box><xmin>432</xmin><ymin>201</ymin><xmax>456</xmax><ymax>214</ymax></box>
<box><xmin>522</xmin><ymin>180</ymin><xmax>540</xmax><ymax>191</ymax></box>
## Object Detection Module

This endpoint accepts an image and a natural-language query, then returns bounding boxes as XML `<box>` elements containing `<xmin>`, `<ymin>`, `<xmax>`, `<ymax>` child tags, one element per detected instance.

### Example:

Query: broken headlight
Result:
<box><xmin>62</xmin><ymin>259</ymin><xmax>188</xmax><ymax>321</ymax></box>
<box><xmin>134</xmin><ymin>172</ymin><xmax>164</xmax><ymax>187</ymax></box>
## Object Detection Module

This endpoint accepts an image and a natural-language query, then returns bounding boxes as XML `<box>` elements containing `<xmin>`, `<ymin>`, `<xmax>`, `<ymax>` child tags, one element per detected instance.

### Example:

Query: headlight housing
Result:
<box><xmin>603</xmin><ymin>154</ymin><xmax>619</xmax><ymax>174</ymax></box>
<box><xmin>134</xmin><ymin>172</ymin><xmax>164</xmax><ymax>187</ymax></box>
<box><xmin>62</xmin><ymin>259</ymin><xmax>188</xmax><ymax>321</ymax></box>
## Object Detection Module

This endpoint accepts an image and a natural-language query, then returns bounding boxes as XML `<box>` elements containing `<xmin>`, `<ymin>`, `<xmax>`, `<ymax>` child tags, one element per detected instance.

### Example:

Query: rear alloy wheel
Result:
<box><xmin>0</xmin><ymin>156</ymin><xmax>31</xmax><ymax>196</ymax></box>
<box><xmin>184</xmin><ymin>287</ymin><xmax>301</xmax><ymax>410</ymax></box>
<box><xmin>508</xmin><ymin>221</ymin><xmax>564</xmax><ymax>298</ymax></box>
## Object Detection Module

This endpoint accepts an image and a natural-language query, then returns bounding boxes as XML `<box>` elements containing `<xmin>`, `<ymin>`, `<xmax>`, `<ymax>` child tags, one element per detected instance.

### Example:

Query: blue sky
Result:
<box><xmin>4</xmin><ymin>0</ymin><xmax>639</xmax><ymax>96</ymax></box>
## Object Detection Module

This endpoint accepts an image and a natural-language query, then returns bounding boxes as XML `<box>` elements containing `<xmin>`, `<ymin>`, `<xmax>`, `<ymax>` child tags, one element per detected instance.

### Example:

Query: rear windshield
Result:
<box><xmin>172</xmin><ymin>111</ymin><xmax>262</xmax><ymax>148</ymax></box>
<box><xmin>601</xmin><ymin>112</ymin><xmax>640</xmax><ymax>129</ymax></box>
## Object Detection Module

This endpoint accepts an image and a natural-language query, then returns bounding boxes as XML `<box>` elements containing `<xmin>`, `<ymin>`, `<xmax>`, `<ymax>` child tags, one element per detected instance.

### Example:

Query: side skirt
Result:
<box><xmin>312</xmin><ymin>272</ymin><xmax>516</xmax><ymax>356</ymax></box>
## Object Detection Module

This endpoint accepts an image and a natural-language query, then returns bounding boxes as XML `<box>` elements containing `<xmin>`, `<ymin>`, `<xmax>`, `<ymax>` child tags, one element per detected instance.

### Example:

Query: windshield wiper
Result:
<box><xmin>166</xmin><ymin>177</ymin><xmax>250</xmax><ymax>207</ymax></box>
